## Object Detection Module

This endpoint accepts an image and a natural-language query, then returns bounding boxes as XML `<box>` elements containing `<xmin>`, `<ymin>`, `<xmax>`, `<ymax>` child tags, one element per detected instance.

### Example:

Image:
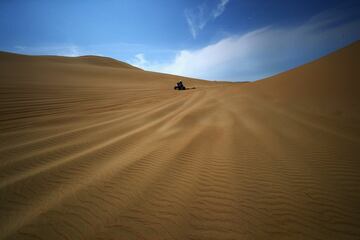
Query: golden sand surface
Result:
<box><xmin>0</xmin><ymin>42</ymin><xmax>359</xmax><ymax>239</ymax></box>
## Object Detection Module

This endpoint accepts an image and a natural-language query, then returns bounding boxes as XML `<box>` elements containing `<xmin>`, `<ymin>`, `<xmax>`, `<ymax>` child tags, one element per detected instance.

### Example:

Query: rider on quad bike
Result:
<box><xmin>174</xmin><ymin>81</ymin><xmax>186</xmax><ymax>90</ymax></box>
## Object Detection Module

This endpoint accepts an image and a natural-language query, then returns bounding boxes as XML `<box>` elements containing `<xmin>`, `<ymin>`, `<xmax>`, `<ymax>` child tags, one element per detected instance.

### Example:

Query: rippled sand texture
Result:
<box><xmin>1</xmin><ymin>42</ymin><xmax>359</xmax><ymax>239</ymax></box>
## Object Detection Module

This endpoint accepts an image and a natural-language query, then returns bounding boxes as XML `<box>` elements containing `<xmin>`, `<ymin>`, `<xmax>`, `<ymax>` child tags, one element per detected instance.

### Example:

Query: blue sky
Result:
<box><xmin>1</xmin><ymin>0</ymin><xmax>360</xmax><ymax>81</ymax></box>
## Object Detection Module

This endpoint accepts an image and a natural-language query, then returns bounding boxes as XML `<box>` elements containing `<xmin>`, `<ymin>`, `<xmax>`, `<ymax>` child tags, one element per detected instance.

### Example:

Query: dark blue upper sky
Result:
<box><xmin>1</xmin><ymin>0</ymin><xmax>360</xmax><ymax>81</ymax></box>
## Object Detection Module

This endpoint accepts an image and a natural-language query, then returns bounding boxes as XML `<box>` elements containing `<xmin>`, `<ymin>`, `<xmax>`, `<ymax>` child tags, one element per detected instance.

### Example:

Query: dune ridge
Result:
<box><xmin>0</xmin><ymin>42</ymin><xmax>360</xmax><ymax>239</ymax></box>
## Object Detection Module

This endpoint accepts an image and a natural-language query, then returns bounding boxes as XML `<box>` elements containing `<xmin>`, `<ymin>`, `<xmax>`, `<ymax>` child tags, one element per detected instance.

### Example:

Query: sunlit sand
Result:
<box><xmin>0</xmin><ymin>42</ymin><xmax>359</xmax><ymax>239</ymax></box>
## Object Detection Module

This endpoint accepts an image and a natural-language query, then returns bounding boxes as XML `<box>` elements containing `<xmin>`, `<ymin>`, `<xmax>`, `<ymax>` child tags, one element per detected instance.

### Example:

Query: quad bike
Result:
<box><xmin>174</xmin><ymin>85</ymin><xmax>186</xmax><ymax>90</ymax></box>
<box><xmin>174</xmin><ymin>81</ymin><xmax>186</xmax><ymax>90</ymax></box>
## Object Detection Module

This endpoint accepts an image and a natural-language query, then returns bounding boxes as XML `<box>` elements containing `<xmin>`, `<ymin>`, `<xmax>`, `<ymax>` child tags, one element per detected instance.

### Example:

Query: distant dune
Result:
<box><xmin>0</xmin><ymin>41</ymin><xmax>359</xmax><ymax>239</ymax></box>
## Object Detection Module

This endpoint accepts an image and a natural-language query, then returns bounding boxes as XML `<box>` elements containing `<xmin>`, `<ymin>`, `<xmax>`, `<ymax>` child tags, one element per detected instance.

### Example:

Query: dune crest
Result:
<box><xmin>0</xmin><ymin>42</ymin><xmax>359</xmax><ymax>239</ymax></box>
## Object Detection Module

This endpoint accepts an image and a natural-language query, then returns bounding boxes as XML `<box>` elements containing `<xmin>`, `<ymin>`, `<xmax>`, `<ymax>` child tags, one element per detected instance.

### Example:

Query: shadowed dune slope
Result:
<box><xmin>250</xmin><ymin>41</ymin><xmax>360</xmax><ymax>112</ymax></box>
<box><xmin>0</xmin><ymin>42</ymin><xmax>359</xmax><ymax>240</ymax></box>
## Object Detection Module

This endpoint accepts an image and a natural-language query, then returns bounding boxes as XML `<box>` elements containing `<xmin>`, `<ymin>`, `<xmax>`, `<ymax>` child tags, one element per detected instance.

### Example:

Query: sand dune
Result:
<box><xmin>0</xmin><ymin>42</ymin><xmax>359</xmax><ymax>239</ymax></box>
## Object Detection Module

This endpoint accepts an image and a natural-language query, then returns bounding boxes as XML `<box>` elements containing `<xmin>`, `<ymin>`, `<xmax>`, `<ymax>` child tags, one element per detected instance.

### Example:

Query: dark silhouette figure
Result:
<box><xmin>174</xmin><ymin>81</ymin><xmax>186</xmax><ymax>90</ymax></box>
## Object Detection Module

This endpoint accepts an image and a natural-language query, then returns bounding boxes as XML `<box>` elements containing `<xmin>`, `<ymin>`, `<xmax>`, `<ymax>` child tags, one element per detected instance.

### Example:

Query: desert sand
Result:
<box><xmin>0</xmin><ymin>41</ymin><xmax>359</xmax><ymax>239</ymax></box>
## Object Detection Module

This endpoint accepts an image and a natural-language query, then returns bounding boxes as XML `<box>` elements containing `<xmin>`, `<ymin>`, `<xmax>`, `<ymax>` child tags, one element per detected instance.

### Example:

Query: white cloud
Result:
<box><xmin>213</xmin><ymin>0</ymin><xmax>230</xmax><ymax>18</ymax></box>
<box><xmin>185</xmin><ymin>4</ymin><xmax>207</xmax><ymax>39</ymax></box>
<box><xmin>138</xmin><ymin>10</ymin><xmax>360</xmax><ymax>81</ymax></box>
<box><xmin>132</xmin><ymin>53</ymin><xmax>148</xmax><ymax>67</ymax></box>
<box><xmin>185</xmin><ymin>0</ymin><xmax>230</xmax><ymax>38</ymax></box>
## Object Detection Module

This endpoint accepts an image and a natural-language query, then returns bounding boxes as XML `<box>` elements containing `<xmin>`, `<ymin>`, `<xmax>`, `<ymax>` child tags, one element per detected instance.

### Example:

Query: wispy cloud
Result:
<box><xmin>185</xmin><ymin>4</ymin><xmax>207</xmax><ymax>39</ymax></box>
<box><xmin>136</xmin><ymin>9</ymin><xmax>360</xmax><ymax>81</ymax></box>
<box><xmin>213</xmin><ymin>0</ymin><xmax>230</xmax><ymax>18</ymax></box>
<box><xmin>132</xmin><ymin>53</ymin><xmax>149</xmax><ymax>68</ymax></box>
<box><xmin>185</xmin><ymin>0</ymin><xmax>230</xmax><ymax>38</ymax></box>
